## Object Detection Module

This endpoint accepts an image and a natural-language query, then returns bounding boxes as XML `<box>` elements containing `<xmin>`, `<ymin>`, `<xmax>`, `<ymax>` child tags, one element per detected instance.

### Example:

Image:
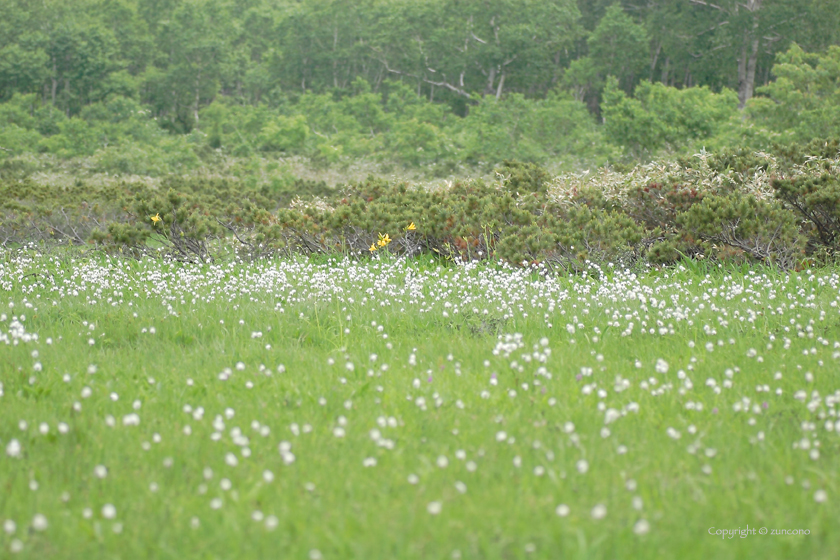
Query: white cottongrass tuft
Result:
<box><xmin>6</xmin><ymin>439</ymin><xmax>21</xmax><ymax>458</ymax></box>
<box><xmin>31</xmin><ymin>514</ymin><xmax>48</xmax><ymax>531</ymax></box>
<box><xmin>634</xmin><ymin>519</ymin><xmax>651</xmax><ymax>535</ymax></box>
<box><xmin>427</xmin><ymin>501</ymin><xmax>442</xmax><ymax>515</ymax></box>
<box><xmin>591</xmin><ymin>504</ymin><xmax>607</xmax><ymax>520</ymax></box>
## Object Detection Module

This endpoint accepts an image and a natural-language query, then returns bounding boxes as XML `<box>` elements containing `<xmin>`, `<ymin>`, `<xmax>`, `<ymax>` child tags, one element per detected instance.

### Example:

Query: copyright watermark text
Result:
<box><xmin>708</xmin><ymin>526</ymin><xmax>810</xmax><ymax>539</ymax></box>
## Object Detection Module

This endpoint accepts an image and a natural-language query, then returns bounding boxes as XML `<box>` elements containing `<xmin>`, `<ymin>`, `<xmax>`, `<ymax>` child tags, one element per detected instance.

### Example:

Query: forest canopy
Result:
<box><xmin>1</xmin><ymin>0</ymin><xmax>839</xmax><ymax>177</ymax></box>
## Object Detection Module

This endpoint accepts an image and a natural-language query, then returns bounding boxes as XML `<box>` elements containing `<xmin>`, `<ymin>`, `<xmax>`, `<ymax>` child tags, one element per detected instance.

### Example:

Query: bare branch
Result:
<box><xmin>215</xmin><ymin>218</ymin><xmax>254</xmax><ymax>249</ymax></box>
<box><xmin>689</xmin><ymin>0</ymin><xmax>728</xmax><ymax>12</ymax></box>
<box><xmin>372</xmin><ymin>49</ymin><xmax>473</xmax><ymax>99</ymax></box>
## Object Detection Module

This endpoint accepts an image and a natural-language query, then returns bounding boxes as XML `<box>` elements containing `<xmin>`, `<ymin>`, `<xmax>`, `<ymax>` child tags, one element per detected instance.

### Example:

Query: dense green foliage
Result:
<box><xmin>2</xmin><ymin>0</ymin><xmax>836</xmax><ymax>117</ymax></box>
<box><xmin>3</xmin><ymin>141</ymin><xmax>839</xmax><ymax>271</ymax></box>
<box><xmin>1</xmin><ymin>1</ymin><xmax>839</xmax><ymax>176</ymax></box>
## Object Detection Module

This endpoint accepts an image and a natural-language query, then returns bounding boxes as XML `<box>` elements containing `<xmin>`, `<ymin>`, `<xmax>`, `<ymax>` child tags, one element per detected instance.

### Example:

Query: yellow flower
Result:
<box><xmin>377</xmin><ymin>233</ymin><xmax>391</xmax><ymax>247</ymax></box>
<box><xmin>150</xmin><ymin>213</ymin><xmax>161</xmax><ymax>225</ymax></box>
<box><xmin>406</xmin><ymin>222</ymin><xmax>416</xmax><ymax>231</ymax></box>
<box><xmin>369</xmin><ymin>243</ymin><xmax>377</xmax><ymax>252</ymax></box>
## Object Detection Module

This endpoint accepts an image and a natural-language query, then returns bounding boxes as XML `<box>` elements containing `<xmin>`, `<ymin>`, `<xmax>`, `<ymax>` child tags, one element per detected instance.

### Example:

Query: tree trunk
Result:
<box><xmin>194</xmin><ymin>69</ymin><xmax>201</xmax><ymax>128</ymax></box>
<box><xmin>50</xmin><ymin>59</ymin><xmax>58</xmax><ymax>112</ymax></box>
<box><xmin>194</xmin><ymin>88</ymin><xmax>200</xmax><ymax>127</ymax></box>
<box><xmin>738</xmin><ymin>3</ymin><xmax>762</xmax><ymax>109</ymax></box>
<box><xmin>737</xmin><ymin>41</ymin><xmax>747</xmax><ymax>103</ymax></box>
<box><xmin>650</xmin><ymin>42</ymin><xmax>662</xmax><ymax>82</ymax></box>
<box><xmin>661</xmin><ymin>57</ymin><xmax>670</xmax><ymax>85</ymax></box>
<box><xmin>495</xmin><ymin>71</ymin><xmax>505</xmax><ymax>99</ymax></box>
<box><xmin>484</xmin><ymin>65</ymin><xmax>496</xmax><ymax>96</ymax></box>
<box><xmin>333</xmin><ymin>23</ymin><xmax>339</xmax><ymax>89</ymax></box>
<box><xmin>744</xmin><ymin>35</ymin><xmax>760</xmax><ymax>103</ymax></box>
<box><xmin>738</xmin><ymin>34</ymin><xmax>760</xmax><ymax>109</ymax></box>
<box><xmin>373</xmin><ymin>66</ymin><xmax>384</xmax><ymax>90</ymax></box>
<box><xmin>302</xmin><ymin>56</ymin><xmax>308</xmax><ymax>92</ymax></box>
<box><xmin>551</xmin><ymin>51</ymin><xmax>561</xmax><ymax>86</ymax></box>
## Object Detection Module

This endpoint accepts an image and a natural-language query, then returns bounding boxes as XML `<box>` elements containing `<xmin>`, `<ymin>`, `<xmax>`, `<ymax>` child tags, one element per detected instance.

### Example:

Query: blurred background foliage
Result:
<box><xmin>0</xmin><ymin>0</ymin><xmax>838</xmax><ymax>183</ymax></box>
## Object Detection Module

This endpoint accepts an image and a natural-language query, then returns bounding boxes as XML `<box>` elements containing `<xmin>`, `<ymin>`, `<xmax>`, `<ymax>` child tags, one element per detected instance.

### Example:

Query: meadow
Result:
<box><xmin>2</xmin><ymin>249</ymin><xmax>839</xmax><ymax>559</ymax></box>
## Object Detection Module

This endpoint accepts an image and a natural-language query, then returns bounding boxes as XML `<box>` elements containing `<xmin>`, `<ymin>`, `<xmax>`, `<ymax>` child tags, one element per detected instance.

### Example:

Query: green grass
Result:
<box><xmin>1</xmin><ymin>252</ymin><xmax>839</xmax><ymax>559</ymax></box>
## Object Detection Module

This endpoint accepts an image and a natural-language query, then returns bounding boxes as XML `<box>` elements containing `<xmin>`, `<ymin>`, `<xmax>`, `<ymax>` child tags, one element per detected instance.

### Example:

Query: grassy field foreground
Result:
<box><xmin>1</xmin><ymin>251</ymin><xmax>840</xmax><ymax>559</ymax></box>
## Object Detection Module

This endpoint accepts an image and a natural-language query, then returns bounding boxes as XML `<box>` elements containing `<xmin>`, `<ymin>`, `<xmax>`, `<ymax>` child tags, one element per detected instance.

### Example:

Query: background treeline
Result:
<box><xmin>1</xmin><ymin>0</ymin><xmax>840</xmax><ymax>179</ymax></box>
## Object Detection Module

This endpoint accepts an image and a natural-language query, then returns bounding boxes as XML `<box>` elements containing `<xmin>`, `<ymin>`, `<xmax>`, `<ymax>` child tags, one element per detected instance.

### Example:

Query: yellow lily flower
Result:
<box><xmin>377</xmin><ymin>233</ymin><xmax>392</xmax><ymax>247</ymax></box>
<box><xmin>150</xmin><ymin>213</ymin><xmax>161</xmax><ymax>225</ymax></box>
<box><xmin>369</xmin><ymin>243</ymin><xmax>377</xmax><ymax>252</ymax></box>
<box><xmin>406</xmin><ymin>222</ymin><xmax>416</xmax><ymax>231</ymax></box>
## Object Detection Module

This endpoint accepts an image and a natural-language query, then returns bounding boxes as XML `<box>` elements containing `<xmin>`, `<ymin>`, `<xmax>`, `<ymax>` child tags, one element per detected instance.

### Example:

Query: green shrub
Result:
<box><xmin>772</xmin><ymin>173</ymin><xmax>840</xmax><ymax>250</ymax></box>
<box><xmin>772</xmin><ymin>138</ymin><xmax>840</xmax><ymax>167</ymax></box>
<box><xmin>678</xmin><ymin>194</ymin><xmax>804</xmax><ymax>269</ymax></box>
<box><xmin>702</xmin><ymin>147</ymin><xmax>772</xmax><ymax>176</ymax></box>
<box><xmin>0</xmin><ymin>179</ymin><xmax>125</xmax><ymax>246</ymax></box>
<box><xmin>624</xmin><ymin>182</ymin><xmax>706</xmax><ymax>231</ymax></box>
<box><xmin>602</xmin><ymin>78</ymin><xmax>740</xmax><ymax>159</ymax></box>
<box><xmin>3</xmin><ymin>140</ymin><xmax>835</xmax><ymax>271</ymax></box>
<box><xmin>258</xmin><ymin>114</ymin><xmax>310</xmax><ymax>152</ymax></box>
<box><xmin>498</xmin><ymin>161</ymin><xmax>551</xmax><ymax>195</ymax></box>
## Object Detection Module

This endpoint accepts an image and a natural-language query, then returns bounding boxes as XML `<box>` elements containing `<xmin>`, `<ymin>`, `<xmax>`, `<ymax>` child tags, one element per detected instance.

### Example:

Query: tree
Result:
<box><xmin>0</xmin><ymin>45</ymin><xmax>49</xmax><ymax>101</ymax></box>
<box><xmin>372</xmin><ymin>0</ymin><xmax>582</xmax><ymax>108</ymax></box>
<box><xmin>602</xmin><ymin>76</ymin><xmax>739</xmax><ymax>157</ymax></box>
<box><xmin>274</xmin><ymin>0</ymin><xmax>380</xmax><ymax>94</ymax></box>
<box><xmin>632</xmin><ymin>0</ymin><xmax>812</xmax><ymax>108</ymax></box>
<box><xmin>140</xmin><ymin>0</ymin><xmax>229</xmax><ymax>131</ymax></box>
<box><xmin>748</xmin><ymin>44</ymin><xmax>840</xmax><ymax>141</ymax></box>
<box><xmin>562</xmin><ymin>4</ymin><xmax>648</xmax><ymax>113</ymax></box>
<box><xmin>587</xmin><ymin>4</ymin><xmax>649</xmax><ymax>93</ymax></box>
